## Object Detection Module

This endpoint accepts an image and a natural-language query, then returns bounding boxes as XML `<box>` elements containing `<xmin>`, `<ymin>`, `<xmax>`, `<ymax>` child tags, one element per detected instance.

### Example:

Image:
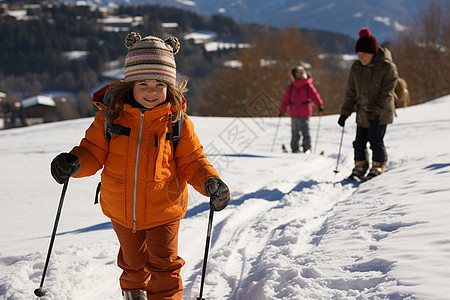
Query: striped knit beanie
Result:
<box><xmin>124</xmin><ymin>32</ymin><xmax>180</xmax><ymax>85</ymax></box>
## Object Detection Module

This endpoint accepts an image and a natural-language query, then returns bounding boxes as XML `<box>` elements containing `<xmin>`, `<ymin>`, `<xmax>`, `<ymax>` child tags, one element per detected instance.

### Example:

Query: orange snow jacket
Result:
<box><xmin>70</xmin><ymin>83</ymin><xmax>219</xmax><ymax>230</ymax></box>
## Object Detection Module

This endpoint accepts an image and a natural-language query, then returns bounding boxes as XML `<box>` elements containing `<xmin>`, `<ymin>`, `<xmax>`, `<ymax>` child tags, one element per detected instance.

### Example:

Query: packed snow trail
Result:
<box><xmin>2</xmin><ymin>96</ymin><xmax>450</xmax><ymax>299</ymax></box>
<box><xmin>180</xmin><ymin>150</ymin><xmax>360</xmax><ymax>299</ymax></box>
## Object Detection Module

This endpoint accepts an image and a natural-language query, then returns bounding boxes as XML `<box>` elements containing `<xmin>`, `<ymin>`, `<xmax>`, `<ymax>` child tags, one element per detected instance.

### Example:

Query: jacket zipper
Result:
<box><xmin>132</xmin><ymin>112</ymin><xmax>144</xmax><ymax>232</ymax></box>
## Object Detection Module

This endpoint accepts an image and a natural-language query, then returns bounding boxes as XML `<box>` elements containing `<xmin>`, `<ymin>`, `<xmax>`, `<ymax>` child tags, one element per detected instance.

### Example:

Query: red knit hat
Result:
<box><xmin>355</xmin><ymin>27</ymin><xmax>378</xmax><ymax>55</ymax></box>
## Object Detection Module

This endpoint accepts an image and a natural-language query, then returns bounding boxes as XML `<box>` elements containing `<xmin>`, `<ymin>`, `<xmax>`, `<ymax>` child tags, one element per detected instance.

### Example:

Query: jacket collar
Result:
<box><xmin>292</xmin><ymin>77</ymin><xmax>312</xmax><ymax>88</ymax></box>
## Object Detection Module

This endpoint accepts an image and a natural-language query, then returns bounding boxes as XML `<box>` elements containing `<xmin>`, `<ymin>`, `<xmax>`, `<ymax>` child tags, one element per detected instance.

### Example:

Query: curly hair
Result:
<box><xmin>105</xmin><ymin>77</ymin><xmax>188</xmax><ymax>123</ymax></box>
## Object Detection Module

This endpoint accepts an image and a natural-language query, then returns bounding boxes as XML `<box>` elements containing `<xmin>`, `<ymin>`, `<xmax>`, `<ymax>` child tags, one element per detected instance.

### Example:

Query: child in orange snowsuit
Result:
<box><xmin>50</xmin><ymin>32</ymin><xmax>230</xmax><ymax>300</ymax></box>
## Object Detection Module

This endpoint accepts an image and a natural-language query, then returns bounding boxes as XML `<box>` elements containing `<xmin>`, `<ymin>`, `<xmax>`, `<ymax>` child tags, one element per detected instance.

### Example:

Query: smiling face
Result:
<box><xmin>357</xmin><ymin>52</ymin><xmax>374</xmax><ymax>66</ymax></box>
<box><xmin>133</xmin><ymin>79</ymin><xmax>167</xmax><ymax>109</ymax></box>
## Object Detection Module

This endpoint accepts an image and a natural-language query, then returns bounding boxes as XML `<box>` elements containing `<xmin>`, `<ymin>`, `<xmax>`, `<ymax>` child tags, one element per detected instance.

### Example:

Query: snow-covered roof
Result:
<box><xmin>184</xmin><ymin>31</ymin><xmax>218</xmax><ymax>44</ymax></box>
<box><xmin>97</xmin><ymin>16</ymin><xmax>143</xmax><ymax>24</ymax></box>
<box><xmin>102</xmin><ymin>68</ymin><xmax>124</xmax><ymax>79</ymax></box>
<box><xmin>64</xmin><ymin>51</ymin><xmax>89</xmax><ymax>61</ymax></box>
<box><xmin>161</xmin><ymin>22</ymin><xmax>179</xmax><ymax>28</ymax></box>
<box><xmin>20</xmin><ymin>95</ymin><xmax>56</xmax><ymax>108</ymax></box>
<box><xmin>4</xmin><ymin>10</ymin><xmax>27</xmax><ymax>19</ymax></box>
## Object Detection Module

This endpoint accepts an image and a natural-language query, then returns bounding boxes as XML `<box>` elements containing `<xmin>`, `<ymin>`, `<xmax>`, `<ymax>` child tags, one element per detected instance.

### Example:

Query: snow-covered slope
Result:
<box><xmin>1</xmin><ymin>95</ymin><xmax>450</xmax><ymax>299</ymax></box>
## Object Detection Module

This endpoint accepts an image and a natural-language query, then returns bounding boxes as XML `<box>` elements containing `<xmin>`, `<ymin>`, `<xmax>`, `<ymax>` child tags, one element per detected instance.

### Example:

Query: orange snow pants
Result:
<box><xmin>112</xmin><ymin>220</ymin><xmax>185</xmax><ymax>300</ymax></box>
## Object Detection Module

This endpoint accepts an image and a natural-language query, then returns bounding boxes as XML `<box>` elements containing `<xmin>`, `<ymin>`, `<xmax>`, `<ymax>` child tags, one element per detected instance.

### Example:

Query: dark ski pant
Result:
<box><xmin>112</xmin><ymin>220</ymin><xmax>185</xmax><ymax>300</ymax></box>
<box><xmin>291</xmin><ymin>117</ymin><xmax>311</xmax><ymax>152</ymax></box>
<box><xmin>353</xmin><ymin>120</ymin><xmax>387</xmax><ymax>163</ymax></box>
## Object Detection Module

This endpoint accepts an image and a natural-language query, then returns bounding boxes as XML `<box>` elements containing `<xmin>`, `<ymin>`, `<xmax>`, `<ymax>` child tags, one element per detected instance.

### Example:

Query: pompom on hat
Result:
<box><xmin>355</xmin><ymin>27</ymin><xmax>378</xmax><ymax>55</ymax></box>
<box><xmin>124</xmin><ymin>32</ymin><xmax>180</xmax><ymax>85</ymax></box>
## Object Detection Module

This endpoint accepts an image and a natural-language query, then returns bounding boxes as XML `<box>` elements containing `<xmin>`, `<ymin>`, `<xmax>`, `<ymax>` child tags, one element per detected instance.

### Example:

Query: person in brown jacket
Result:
<box><xmin>338</xmin><ymin>27</ymin><xmax>398</xmax><ymax>179</ymax></box>
<box><xmin>50</xmin><ymin>32</ymin><xmax>230</xmax><ymax>300</ymax></box>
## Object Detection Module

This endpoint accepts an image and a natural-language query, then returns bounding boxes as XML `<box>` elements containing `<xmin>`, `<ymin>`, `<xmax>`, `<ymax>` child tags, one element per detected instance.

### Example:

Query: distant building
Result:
<box><xmin>184</xmin><ymin>31</ymin><xmax>218</xmax><ymax>44</ymax></box>
<box><xmin>20</xmin><ymin>95</ymin><xmax>56</xmax><ymax>125</ymax></box>
<box><xmin>0</xmin><ymin>92</ymin><xmax>14</xmax><ymax>129</ymax></box>
<box><xmin>162</xmin><ymin>22</ymin><xmax>179</xmax><ymax>29</ymax></box>
<box><xmin>97</xmin><ymin>15</ymin><xmax>144</xmax><ymax>32</ymax></box>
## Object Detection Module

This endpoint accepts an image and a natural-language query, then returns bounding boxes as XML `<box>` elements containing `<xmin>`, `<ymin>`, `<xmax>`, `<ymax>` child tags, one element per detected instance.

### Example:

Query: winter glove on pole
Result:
<box><xmin>50</xmin><ymin>153</ymin><xmax>80</xmax><ymax>184</ymax></box>
<box><xmin>204</xmin><ymin>177</ymin><xmax>230</xmax><ymax>211</ymax></box>
<box><xmin>319</xmin><ymin>105</ymin><xmax>325</xmax><ymax>112</ymax></box>
<box><xmin>338</xmin><ymin>115</ymin><xmax>348</xmax><ymax>127</ymax></box>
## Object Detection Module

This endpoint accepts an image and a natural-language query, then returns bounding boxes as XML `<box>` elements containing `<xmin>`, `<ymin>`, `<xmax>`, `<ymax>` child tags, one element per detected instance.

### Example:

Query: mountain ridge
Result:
<box><xmin>52</xmin><ymin>0</ymin><xmax>445</xmax><ymax>42</ymax></box>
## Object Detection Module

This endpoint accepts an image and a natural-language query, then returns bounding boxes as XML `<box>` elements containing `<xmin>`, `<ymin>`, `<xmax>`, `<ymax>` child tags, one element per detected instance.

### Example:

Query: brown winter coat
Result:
<box><xmin>340</xmin><ymin>47</ymin><xmax>398</xmax><ymax>128</ymax></box>
<box><xmin>70</xmin><ymin>85</ymin><xmax>219</xmax><ymax>230</ymax></box>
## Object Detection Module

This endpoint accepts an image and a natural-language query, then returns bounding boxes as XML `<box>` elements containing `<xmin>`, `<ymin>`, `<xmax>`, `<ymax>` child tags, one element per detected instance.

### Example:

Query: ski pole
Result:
<box><xmin>270</xmin><ymin>117</ymin><xmax>282</xmax><ymax>152</ymax></box>
<box><xmin>197</xmin><ymin>208</ymin><xmax>215</xmax><ymax>300</ymax></box>
<box><xmin>34</xmin><ymin>180</ymin><xmax>69</xmax><ymax>297</ymax></box>
<box><xmin>313</xmin><ymin>112</ymin><xmax>322</xmax><ymax>154</ymax></box>
<box><xmin>334</xmin><ymin>125</ymin><xmax>345</xmax><ymax>174</ymax></box>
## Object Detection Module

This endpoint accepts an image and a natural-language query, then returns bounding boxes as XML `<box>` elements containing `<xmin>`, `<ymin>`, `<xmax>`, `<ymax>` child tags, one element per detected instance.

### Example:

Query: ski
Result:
<box><xmin>281</xmin><ymin>144</ymin><xmax>324</xmax><ymax>155</ymax></box>
<box><xmin>346</xmin><ymin>174</ymin><xmax>368</xmax><ymax>183</ymax></box>
<box><xmin>345</xmin><ymin>173</ymin><xmax>379</xmax><ymax>183</ymax></box>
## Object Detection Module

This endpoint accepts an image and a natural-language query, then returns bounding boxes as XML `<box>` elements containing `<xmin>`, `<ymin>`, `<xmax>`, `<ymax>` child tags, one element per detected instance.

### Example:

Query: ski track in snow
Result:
<box><xmin>181</xmin><ymin>153</ymin><xmax>364</xmax><ymax>300</ymax></box>
<box><xmin>1</xmin><ymin>96</ymin><xmax>450</xmax><ymax>299</ymax></box>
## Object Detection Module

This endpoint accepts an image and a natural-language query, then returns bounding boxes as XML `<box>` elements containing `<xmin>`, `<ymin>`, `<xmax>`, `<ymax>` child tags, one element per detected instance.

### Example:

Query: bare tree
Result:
<box><xmin>392</xmin><ymin>1</ymin><xmax>450</xmax><ymax>105</ymax></box>
<box><xmin>198</xmin><ymin>27</ymin><xmax>336</xmax><ymax>117</ymax></box>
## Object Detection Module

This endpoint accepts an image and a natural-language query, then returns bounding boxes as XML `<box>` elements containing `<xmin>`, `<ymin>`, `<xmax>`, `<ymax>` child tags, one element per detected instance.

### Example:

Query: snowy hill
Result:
<box><xmin>1</xmin><ymin>95</ymin><xmax>450</xmax><ymax>299</ymax></box>
<box><xmin>54</xmin><ymin>0</ymin><xmax>447</xmax><ymax>42</ymax></box>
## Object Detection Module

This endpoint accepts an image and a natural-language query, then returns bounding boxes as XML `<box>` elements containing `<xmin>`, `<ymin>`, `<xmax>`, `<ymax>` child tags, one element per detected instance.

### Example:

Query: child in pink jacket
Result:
<box><xmin>279</xmin><ymin>66</ymin><xmax>324</xmax><ymax>153</ymax></box>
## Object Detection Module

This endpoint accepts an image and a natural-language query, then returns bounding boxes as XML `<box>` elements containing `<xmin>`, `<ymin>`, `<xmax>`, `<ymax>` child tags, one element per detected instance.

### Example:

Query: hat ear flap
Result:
<box><xmin>125</xmin><ymin>32</ymin><xmax>142</xmax><ymax>49</ymax></box>
<box><xmin>165</xmin><ymin>37</ymin><xmax>180</xmax><ymax>55</ymax></box>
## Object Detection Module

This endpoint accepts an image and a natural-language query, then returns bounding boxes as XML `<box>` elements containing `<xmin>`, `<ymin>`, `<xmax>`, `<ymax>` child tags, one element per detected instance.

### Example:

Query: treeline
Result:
<box><xmin>0</xmin><ymin>1</ymin><xmax>358</xmax><ymax>119</ymax></box>
<box><xmin>195</xmin><ymin>1</ymin><xmax>450</xmax><ymax>116</ymax></box>
<box><xmin>0</xmin><ymin>3</ymin><xmax>121</xmax><ymax>108</ymax></box>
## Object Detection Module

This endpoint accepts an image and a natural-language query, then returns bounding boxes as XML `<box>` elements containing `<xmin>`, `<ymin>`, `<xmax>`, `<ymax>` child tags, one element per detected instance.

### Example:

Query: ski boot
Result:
<box><xmin>123</xmin><ymin>290</ymin><xmax>146</xmax><ymax>300</ymax></box>
<box><xmin>366</xmin><ymin>161</ymin><xmax>386</xmax><ymax>179</ymax></box>
<box><xmin>348</xmin><ymin>160</ymin><xmax>369</xmax><ymax>181</ymax></box>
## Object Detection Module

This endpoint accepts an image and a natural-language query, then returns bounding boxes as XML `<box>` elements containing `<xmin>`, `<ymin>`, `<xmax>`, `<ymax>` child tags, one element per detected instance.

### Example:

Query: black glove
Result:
<box><xmin>338</xmin><ymin>115</ymin><xmax>348</xmax><ymax>127</ymax></box>
<box><xmin>204</xmin><ymin>177</ymin><xmax>230</xmax><ymax>211</ymax></box>
<box><xmin>319</xmin><ymin>105</ymin><xmax>324</xmax><ymax>112</ymax></box>
<box><xmin>51</xmin><ymin>153</ymin><xmax>80</xmax><ymax>184</ymax></box>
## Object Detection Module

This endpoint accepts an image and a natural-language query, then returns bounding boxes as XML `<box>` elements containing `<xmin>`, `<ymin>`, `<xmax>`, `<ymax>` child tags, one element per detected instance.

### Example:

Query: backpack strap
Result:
<box><xmin>288</xmin><ymin>83</ymin><xmax>294</xmax><ymax>104</ymax></box>
<box><xmin>96</xmin><ymin>110</ymin><xmax>183</xmax><ymax>205</ymax></box>
<box><xmin>103</xmin><ymin>105</ymin><xmax>131</xmax><ymax>142</ymax></box>
<box><xmin>166</xmin><ymin>111</ymin><xmax>184</xmax><ymax>154</ymax></box>
<box><xmin>104</xmin><ymin>120</ymin><xmax>131</xmax><ymax>141</ymax></box>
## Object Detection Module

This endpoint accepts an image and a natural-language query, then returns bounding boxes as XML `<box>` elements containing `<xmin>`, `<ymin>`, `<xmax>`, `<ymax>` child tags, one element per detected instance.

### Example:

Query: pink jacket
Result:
<box><xmin>279</xmin><ymin>78</ymin><xmax>323</xmax><ymax>119</ymax></box>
